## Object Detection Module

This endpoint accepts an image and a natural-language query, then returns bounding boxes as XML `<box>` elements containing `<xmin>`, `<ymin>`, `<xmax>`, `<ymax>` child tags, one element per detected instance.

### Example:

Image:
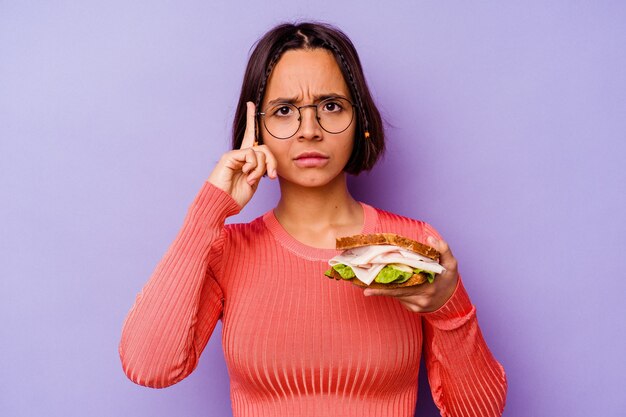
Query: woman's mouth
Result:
<box><xmin>293</xmin><ymin>152</ymin><xmax>330</xmax><ymax>168</ymax></box>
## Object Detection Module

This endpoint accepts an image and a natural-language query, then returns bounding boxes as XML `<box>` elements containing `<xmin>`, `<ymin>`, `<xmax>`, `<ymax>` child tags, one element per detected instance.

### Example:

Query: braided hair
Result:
<box><xmin>232</xmin><ymin>22</ymin><xmax>385</xmax><ymax>175</ymax></box>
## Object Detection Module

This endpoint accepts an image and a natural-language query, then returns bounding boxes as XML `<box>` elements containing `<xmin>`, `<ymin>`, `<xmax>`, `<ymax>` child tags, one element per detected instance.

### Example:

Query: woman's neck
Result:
<box><xmin>273</xmin><ymin>173</ymin><xmax>364</xmax><ymax>248</ymax></box>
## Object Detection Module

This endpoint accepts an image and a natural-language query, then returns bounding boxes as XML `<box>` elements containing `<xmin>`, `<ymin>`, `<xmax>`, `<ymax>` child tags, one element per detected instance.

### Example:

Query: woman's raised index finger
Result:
<box><xmin>240</xmin><ymin>101</ymin><xmax>257</xmax><ymax>149</ymax></box>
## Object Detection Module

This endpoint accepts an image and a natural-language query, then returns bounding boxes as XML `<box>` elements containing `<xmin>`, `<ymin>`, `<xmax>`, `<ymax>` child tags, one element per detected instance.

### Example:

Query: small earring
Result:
<box><xmin>364</xmin><ymin>131</ymin><xmax>371</xmax><ymax>139</ymax></box>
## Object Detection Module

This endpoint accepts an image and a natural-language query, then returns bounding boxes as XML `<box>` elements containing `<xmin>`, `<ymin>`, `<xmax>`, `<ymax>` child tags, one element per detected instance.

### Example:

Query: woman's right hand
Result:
<box><xmin>207</xmin><ymin>101</ymin><xmax>278</xmax><ymax>208</ymax></box>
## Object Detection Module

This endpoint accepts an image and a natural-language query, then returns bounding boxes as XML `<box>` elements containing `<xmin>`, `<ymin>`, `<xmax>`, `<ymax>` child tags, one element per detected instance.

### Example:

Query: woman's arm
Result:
<box><xmin>421</xmin><ymin>223</ymin><xmax>507</xmax><ymax>416</ymax></box>
<box><xmin>119</xmin><ymin>102</ymin><xmax>275</xmax><ymax>388</ymax></box>
<box><xmin>421</xmin><ymin>277</ymin><xmax>507</xmax><ymax>417</ymax></box>
<box><xmin>118</xmin><ymin>181</ymin><xmax>241</xmax><ymax>388</ymax></box>
<box><xmin>363</xmin><ymin>222</ymin><xmax>507</xmax><ymax>415</ymax></box>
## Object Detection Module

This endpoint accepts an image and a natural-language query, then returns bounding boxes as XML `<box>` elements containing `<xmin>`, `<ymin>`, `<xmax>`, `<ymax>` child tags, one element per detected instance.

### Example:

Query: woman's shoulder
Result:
<box><xmin>223</xmin><ymin>215</ymin><xmax>266</xmax><ymax>236</ymax></box>
<box><xmin>217</xmin><ymin>216</ymin><xmax>271</xmax><ymax>255</ymax></box>
<box><xmin>368</xmin><ymin>204</ymin><xmax>442</xmax><ymax>243</ymax></box>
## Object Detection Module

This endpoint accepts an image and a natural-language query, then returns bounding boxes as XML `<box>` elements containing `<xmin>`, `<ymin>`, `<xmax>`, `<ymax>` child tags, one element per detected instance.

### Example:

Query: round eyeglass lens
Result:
<box><xmin>261</xmin><ymin>97</ymin><xmax>354</xmax><ymax>139</ymax></box>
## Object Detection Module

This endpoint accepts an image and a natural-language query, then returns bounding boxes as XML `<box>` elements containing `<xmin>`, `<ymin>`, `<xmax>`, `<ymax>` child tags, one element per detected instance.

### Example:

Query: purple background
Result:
<box><xmin>2</xmin><ymin>1</ymin><xmax>625</xmax><ymax>416</ymax></box>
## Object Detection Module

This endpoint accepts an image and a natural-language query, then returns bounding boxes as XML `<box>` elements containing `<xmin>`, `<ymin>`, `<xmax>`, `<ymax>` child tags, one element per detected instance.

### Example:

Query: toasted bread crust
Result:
<box><xmin>336</xmin><ymin>233</ymin><xmax>440</xmax><ymax>260</ymax></box>
<box><xmin>328</xmin><ymin>269</ymin><xmax>428</xmax><ymax>289</ymax></box>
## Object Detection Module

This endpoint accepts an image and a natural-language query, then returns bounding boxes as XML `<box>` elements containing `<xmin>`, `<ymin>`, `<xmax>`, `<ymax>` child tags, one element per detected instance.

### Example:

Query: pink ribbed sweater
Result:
<box><xmin>119</xmin><ymin>181</ymin><xmax>507</xmax><ymax>417</ymax></box>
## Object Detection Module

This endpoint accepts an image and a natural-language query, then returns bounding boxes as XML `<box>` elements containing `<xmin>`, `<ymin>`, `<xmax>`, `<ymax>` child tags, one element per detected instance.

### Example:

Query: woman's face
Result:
<box><xmin>259</xmin><ymin>48</ymin><xmax>356</xmax><ymax>188</ymax></box>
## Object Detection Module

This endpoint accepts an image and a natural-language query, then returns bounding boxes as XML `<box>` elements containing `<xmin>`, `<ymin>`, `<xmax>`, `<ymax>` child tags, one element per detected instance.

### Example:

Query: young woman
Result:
<box><xmin>119</xmin><ymin>22</ymin><xmax>507</xmax><ymax>417</ymax></box>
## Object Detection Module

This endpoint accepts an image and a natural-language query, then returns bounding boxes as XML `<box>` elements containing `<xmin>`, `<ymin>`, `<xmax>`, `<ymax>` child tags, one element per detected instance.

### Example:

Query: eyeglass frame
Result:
<box><xmin>256</xmin><ymin>97</ymin><xmax>358</xmax><ymax>140</ymax></box>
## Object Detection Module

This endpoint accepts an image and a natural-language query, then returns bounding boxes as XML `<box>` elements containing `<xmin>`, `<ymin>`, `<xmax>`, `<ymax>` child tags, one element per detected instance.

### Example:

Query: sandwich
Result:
<box><xmin>324</xmin><ymin>233</ymin><xmax>445</xmax><ymax>289</ymax></box>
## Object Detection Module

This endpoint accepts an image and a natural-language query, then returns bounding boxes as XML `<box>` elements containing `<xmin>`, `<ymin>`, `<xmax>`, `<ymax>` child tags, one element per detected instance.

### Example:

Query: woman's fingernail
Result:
<box><xmin>427</xmin><ymin>236</ymin><xmax>438</xmax><ymax>245</ymax></box>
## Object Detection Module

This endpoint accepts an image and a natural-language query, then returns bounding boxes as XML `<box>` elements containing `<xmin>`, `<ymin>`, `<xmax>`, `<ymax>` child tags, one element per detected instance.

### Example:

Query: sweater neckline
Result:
<box><xmin>262</xmin><ymin>202</ymin><xmax>379</xmax><ymax>261</ymax></box>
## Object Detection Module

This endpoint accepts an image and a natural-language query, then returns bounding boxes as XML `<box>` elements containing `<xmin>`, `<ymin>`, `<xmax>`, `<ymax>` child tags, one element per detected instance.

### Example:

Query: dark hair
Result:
<box><xmin>231</xmin><ymin>22</ymin><xmax>385</xmax><ymax>175</ymax></box>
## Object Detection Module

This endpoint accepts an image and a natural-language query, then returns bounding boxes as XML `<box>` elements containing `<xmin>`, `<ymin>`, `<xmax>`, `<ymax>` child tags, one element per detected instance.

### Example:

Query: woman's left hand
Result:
<box><xmin>363</xmin><ymin>236</ymin><xmax>459</xmax><ymax>313</ymax></box>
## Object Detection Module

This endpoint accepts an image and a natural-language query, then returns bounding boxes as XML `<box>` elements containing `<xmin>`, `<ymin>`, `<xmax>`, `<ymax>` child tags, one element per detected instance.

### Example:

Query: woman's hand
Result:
<box><xmin>207</xmin><ymin>102</ymin><xmax>278</xmax><ymax>208</ymax></box>
<box><xmin>363</xmin><ymin>236</ymin><xmax>459</xmax><ymax>313</ymax></box>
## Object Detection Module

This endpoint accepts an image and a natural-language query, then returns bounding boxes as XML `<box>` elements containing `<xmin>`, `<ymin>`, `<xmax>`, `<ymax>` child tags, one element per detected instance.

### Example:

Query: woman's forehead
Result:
<box><xmin>264</xmin><ymin>49</ymin><xmax>351</xmax><ymax>102</ymax></box>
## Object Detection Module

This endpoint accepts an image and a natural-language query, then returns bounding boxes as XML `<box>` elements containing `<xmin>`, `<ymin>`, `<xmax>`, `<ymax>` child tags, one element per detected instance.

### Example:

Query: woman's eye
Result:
<box><xmin>322</xmin><ymin>102</ymin><xmax>342</xmax><ymax>112</ymax></box>
<box><xmin>274</xmin><ymin>106</ymin><xmax>293</xmax><ymax>116</ymax></box>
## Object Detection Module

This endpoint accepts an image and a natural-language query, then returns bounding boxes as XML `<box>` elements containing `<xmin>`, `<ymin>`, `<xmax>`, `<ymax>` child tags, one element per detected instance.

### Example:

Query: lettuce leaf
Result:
<box><xmin>374</xmin><ymin>265</ymin><xmax>413</xmax><ymax>283</ymax></box>
<box><xmin>325</xmin><ymin>263</ymin><xmax>356</xmax><ymax>279</ymax></box>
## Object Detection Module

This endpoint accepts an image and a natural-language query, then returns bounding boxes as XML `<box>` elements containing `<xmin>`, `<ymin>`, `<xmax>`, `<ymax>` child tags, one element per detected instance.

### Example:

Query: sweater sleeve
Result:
<box><xmin>420</xmin><ymin>224</ymin><xmax>507</xmax><ymax>417</ymax></box>
<box><xmin>119</xmin><ymin>181</ymin><xmax>241</xmax><ymax>388</ymax></box>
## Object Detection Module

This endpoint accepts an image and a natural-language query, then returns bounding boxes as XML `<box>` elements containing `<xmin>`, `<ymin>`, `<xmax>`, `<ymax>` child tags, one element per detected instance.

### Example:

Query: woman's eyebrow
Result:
<box><xmin>266</xmin><ymin>93</ymin><xmax>349</xmax><ymax>106</ymax></box>
<box><xmin>267</xmin><ymin>97</ymin><xmax>298</xmax><ymax>106</ymax></box>
<box><xmin>313</xmin><ymin>93</ymin><xmax>348</xmax><ymax>102</ymax></box>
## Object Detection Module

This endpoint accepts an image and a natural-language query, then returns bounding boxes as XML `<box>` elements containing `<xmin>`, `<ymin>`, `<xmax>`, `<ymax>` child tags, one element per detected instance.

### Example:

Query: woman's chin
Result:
<box><xmin>279</xmin><ymin>169</ymin><xmax>346</xmax><ymax>189</ymax></box>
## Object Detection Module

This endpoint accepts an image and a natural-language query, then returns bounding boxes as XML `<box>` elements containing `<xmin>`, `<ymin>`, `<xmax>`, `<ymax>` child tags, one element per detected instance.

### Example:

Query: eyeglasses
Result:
<box><xmin>257</xmin><ymin>97</ymin><xmax>356</xmax><ymax>140</ymax></box>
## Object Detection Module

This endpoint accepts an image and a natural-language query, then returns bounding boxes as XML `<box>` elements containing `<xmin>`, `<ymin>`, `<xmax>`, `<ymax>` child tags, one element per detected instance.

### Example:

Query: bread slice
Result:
<box><xmin>336</xmin><ymin>233</ymin><xmax>440</xmax><ymax>261</ymax></box>
<box><xmin>327</xmin><ymin>268</ymin><xmax>428</xmax><ymax>288</ymax></box>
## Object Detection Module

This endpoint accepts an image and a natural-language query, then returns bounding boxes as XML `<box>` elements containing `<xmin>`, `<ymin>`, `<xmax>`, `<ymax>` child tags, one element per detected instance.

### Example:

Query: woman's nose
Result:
<box><xmin>297</xmin><ymin>106</ymin><xmax>322</xmax><ymax>140</ymax></box>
